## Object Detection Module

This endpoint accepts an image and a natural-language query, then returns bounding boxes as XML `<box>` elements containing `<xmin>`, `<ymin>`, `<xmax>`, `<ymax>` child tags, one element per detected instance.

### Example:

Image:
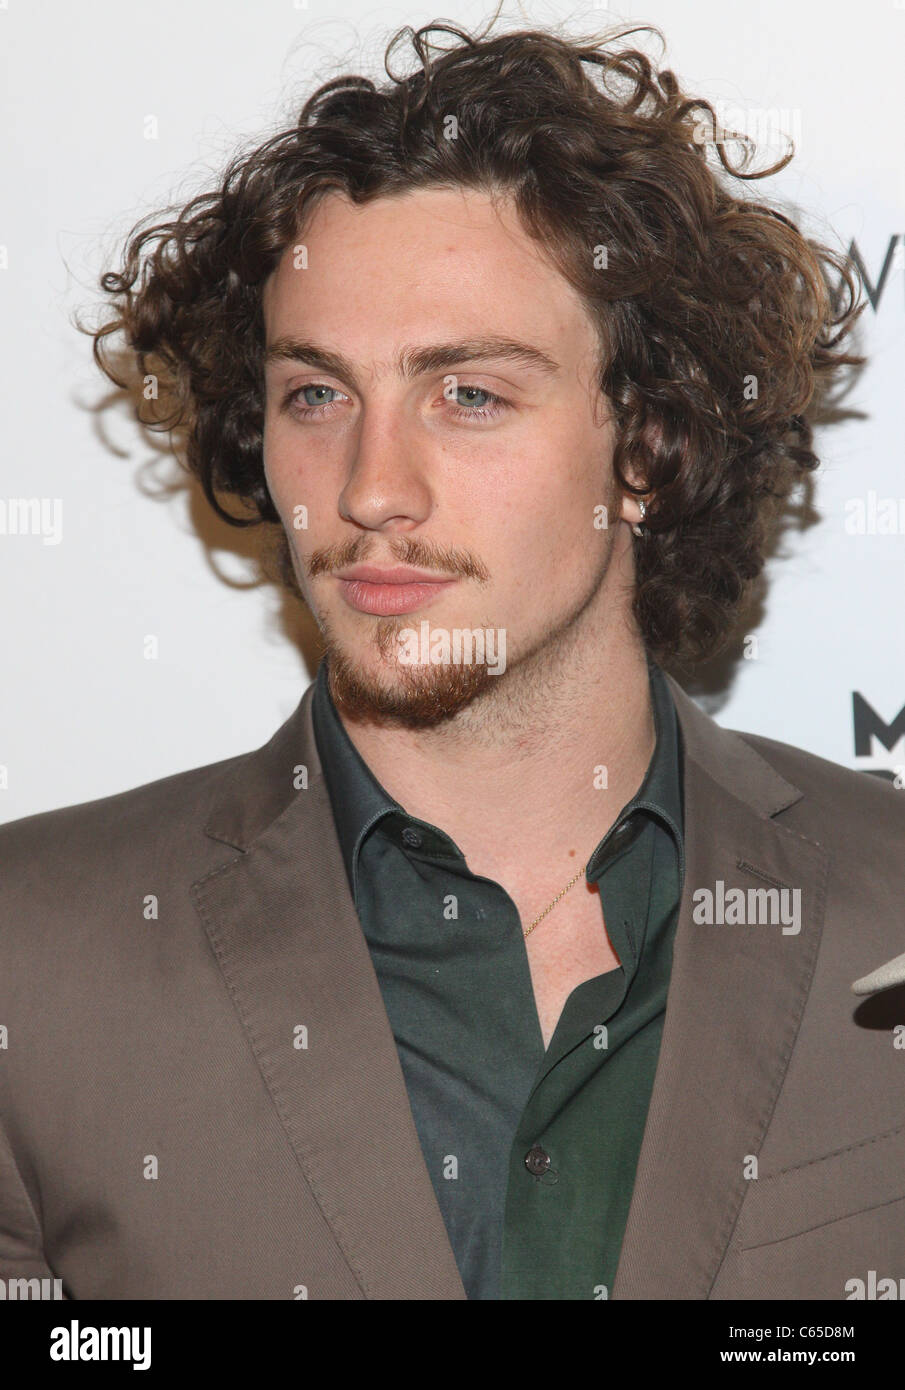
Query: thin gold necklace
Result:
<box><xmin>523</xmin><ymin>861</ymin><xmax>589</xmax><ymax>938</ymax></box>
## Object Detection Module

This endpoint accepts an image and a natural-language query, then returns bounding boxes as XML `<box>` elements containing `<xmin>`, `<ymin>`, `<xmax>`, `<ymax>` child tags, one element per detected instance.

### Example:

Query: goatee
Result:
<box><xmin>319</xmin><ymin>615</ymin><xmax>498</xmax><ymax>730</ymax></box>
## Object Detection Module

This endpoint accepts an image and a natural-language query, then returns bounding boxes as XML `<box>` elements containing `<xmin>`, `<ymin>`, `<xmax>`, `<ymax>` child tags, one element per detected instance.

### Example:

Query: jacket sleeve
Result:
<box><xmin>0</xmin><ymin>1116</ymin><xmax>68</xmax><ymax>1297</ymax></box>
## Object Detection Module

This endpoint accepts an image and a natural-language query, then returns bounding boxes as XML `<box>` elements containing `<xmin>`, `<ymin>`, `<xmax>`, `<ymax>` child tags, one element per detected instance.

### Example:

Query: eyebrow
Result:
<box><xmin>262</xmin><ymin>335</ymin><xmax>561</xmax><ymax>387</ymax></box>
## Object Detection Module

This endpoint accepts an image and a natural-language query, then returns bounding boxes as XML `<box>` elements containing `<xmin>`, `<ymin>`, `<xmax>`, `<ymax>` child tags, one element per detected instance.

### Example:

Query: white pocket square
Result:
<box><xmin>851</xmin><ymin>950</ymin><xmax>905</xmax><ymax>996</ymax></box>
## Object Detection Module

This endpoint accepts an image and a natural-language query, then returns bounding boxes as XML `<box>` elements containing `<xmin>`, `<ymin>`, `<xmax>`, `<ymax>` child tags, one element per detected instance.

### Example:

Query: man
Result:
<box><xmin>1</xmin><ymin>20</ymin><xmax>903</xmax><ymax>1301</ymax></box>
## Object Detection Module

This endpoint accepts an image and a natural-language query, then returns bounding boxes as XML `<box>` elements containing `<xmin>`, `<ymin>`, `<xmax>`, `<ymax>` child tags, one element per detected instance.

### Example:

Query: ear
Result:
<box><xmin>618</xmin><ymin>461</ymin><xmax>651</xmax><ymax>529</ymax></box>
<box><xmin>618</xmin><ymin>417</ymin><xmax>660</xmax><ymax>528</ymax></box>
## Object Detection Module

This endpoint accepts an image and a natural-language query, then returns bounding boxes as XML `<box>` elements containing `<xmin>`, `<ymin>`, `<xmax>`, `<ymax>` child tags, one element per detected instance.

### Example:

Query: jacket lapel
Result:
<box><xmin>612</xmin><ymin>676</ymin><xmax>828</xmax><ymax>1298</ymax></box>
<box><xmin>192</xmin><ymin>685</ymin><xmax>467</xmax><ymax>1300</ymax></box>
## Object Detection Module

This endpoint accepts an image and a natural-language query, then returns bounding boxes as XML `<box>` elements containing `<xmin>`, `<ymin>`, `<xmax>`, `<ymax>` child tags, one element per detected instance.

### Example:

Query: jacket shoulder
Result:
<box><xmin>734</xmin><ymin>726</ymin><xmax>900</xmax><ymax>800</ymax></box>
<box><xmin>730</xmin><ymin>726</ymin><xmax>905</xmax><ymax>841</ymax></box>
<box><xmin>0</xmin><ymin>750</ymin><xmax>248</xmax><ymax>884</ymax></box>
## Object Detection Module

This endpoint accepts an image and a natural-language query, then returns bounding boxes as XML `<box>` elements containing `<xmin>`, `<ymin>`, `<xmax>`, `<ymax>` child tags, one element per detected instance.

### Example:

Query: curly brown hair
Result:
<box><xmin>86</xmin><ymin>16</ymin><xmax>864</xmax><ymax>670</ymax></box>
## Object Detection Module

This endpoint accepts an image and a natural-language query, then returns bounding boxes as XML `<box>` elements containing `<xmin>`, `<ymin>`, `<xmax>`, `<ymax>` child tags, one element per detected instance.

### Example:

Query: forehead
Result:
<box><xmin>261</xmin><ymin>185</ymin><xmax>598</xmax><ymax>365</ymax></box>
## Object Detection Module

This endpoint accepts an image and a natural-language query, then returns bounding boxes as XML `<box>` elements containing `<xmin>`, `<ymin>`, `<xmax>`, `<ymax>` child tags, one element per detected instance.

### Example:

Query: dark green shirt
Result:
<box><xmin>311</xmin><ymin>655</ymin><xmax>685</xmax><ymax>1300</ymax></box>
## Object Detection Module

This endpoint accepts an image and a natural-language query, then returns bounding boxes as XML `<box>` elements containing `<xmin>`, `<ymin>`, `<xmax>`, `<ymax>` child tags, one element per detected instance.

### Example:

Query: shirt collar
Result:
<box><xmin>585</xmin><ymin>651</ymin><xmax>685</xmax><ymax>883</ymax></box>
<box><xmin>311</xmin><ymin>658</ymin><xmax>401</xmax><ymax>897</ymax></box>
<box><xmin>311</xmin><ymin>652</ymin><xmax>684</xmax><ymax>899</ymax></box>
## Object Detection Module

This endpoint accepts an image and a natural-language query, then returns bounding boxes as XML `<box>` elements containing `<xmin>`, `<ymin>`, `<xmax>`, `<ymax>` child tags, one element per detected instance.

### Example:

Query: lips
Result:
<box><xmin>335</xmin><ymin>570</ymin><xmax>457</xmax><ymax>616</ymax></box>
<box><xmin>336</xmin><ymin>565</ymin><xmax>454</xmax><ymax>585</ymax></box>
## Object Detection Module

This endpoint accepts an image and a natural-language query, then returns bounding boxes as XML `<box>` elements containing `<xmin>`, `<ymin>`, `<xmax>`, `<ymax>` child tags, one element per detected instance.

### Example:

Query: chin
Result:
<box><xmin>322</xmin><ymin>619</ymin><xmax>500</xmax><ymax>730</ymax></box>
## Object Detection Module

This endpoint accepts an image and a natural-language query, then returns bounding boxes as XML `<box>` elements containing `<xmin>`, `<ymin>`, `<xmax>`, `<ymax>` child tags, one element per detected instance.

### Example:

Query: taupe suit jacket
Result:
<box><xmin>1</xmin><ymin>675</ymin><xmax>903</xmax><ymax>1300</ymax></box>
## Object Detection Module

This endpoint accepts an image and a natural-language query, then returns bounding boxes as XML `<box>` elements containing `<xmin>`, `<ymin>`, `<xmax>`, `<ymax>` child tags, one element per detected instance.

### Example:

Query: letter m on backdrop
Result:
<box><xmin>853</xmin><ymin>691</ymin><xmax>905</xmax><ymax>784</ymax></box>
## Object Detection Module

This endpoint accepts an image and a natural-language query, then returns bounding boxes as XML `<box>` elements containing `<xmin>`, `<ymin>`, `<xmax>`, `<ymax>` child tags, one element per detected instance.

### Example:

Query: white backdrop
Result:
<box><xmin>1</xmin><ymin>0</ymin><xmax>903</xmax><ymax>822</ymax></box>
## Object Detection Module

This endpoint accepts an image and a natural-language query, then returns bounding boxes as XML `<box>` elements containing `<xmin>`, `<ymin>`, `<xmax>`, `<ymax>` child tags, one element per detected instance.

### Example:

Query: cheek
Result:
<box><xmin>263</xmin><ymin>431</ymin><xmax>327</xmax><ymax>531</ymax></box>
<box><xmin>261</xmin><ymin>422</ymin><xmax>290</xmax><ymax>511</ymax></box>
<box><xmin>516</xmin><ymin>474</ymin><xmax>610</xmax><ymax>595</ymax></box>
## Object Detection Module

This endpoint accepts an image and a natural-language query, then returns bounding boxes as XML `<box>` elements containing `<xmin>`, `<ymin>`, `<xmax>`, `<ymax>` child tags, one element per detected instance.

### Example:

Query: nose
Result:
<box><xmin>337</xmin><ymin>403</ymin><xmax>435</xmax><ymax>532</ymax></box>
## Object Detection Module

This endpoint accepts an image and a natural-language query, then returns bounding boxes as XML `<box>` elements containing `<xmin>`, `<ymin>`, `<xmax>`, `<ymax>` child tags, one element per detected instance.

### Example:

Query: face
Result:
<box><xmin>261</xmin><ymin>185</ymin><xmax>636</xmax><ymax>729</ymax></box>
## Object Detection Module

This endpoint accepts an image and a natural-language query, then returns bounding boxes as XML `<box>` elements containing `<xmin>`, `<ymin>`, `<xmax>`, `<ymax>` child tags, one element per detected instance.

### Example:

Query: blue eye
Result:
<box><xmin>448</xmin><ymin>385</ymin><xmax>506</xmax><ymax>420</ymax></box>
<box><xmin>283</xmin><ymin>384</ymin><xmax>346</xmax><ymax>420</ymax></box>
<box><xmin>300</xmin><ymin>385</ymin><xmax>338</xmax><ymax>407</ymax></box>
<box><xmin>455</xmin><ymin>386</ymin><xmax>492</xmax><ymax>408</ymax></box>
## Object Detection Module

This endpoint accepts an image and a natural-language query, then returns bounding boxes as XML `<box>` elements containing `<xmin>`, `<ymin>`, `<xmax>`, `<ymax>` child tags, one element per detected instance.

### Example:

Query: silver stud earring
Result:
<box><xmin>631</xmin><ymin>497</ymin><xmax>648</xmax><ymax>537</ymax></box>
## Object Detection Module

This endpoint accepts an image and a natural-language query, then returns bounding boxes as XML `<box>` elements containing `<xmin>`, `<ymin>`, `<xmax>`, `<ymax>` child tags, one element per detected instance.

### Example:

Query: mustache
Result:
<box><xmin>307</xmin><ymin>535</ymin><xmax>490</xmax><ymax>584</ymax></box>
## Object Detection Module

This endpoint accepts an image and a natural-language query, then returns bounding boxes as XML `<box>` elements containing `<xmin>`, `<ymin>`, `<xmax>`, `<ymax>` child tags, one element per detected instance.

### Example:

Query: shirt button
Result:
<box><xmin>524</xmin><ymin>1144</ymin><xmax>551</xmax><ymax>1176</ymax></box>
<box><xmin>401</xmin><ymin>827</ymin><xmax>422</xmax><ymax>849</ymax></box>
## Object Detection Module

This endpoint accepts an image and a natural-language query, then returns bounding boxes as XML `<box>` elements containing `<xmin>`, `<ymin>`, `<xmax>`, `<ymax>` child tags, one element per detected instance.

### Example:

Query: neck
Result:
<box><xmin>327</xmin><ymin>567</ymin><xmax>656</xmax><ymax>885</ymax></box>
